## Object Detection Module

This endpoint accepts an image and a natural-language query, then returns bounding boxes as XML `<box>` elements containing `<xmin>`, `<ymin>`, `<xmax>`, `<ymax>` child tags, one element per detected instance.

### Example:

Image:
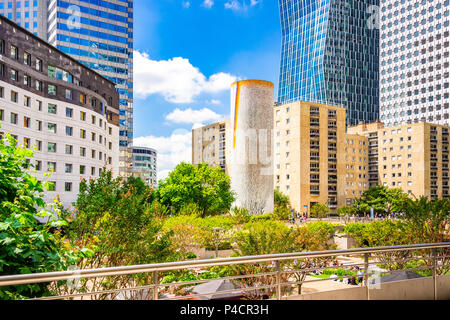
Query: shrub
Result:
<box><xmin>231</xmin><ymin>206</ymin><xmax>251</xmax><ymax>224</ymax></box>
<box><xmin>272</xmin><ymin>206</ymin><xmax>290</xmax><ymax>221</ymax></box>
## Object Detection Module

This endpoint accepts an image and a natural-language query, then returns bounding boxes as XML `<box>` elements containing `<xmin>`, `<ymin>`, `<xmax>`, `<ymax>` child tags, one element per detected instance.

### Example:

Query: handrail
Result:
<box><xmin>0</xmin><ymin>242</ymin><xmax>449</xmax><ymax>287</ymax></box>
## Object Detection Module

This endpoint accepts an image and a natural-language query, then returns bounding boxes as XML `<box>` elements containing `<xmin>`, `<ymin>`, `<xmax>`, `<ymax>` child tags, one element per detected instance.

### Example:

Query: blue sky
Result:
<box><xmin>132</xmin><ymin>0</ymin><xmax>281</xmax><ymax>179</ymax></box>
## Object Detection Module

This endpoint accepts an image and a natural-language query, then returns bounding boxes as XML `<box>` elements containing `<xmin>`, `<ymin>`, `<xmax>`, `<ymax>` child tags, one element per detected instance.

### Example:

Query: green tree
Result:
<box><xmin>157</xmin><ymin>163</ymin><xmax>235</xmax><ymax>217</ymax></box>
<box><xmin>0</xmin><ymin>133</ymin><xmax>81</xmax><ymax>299</ymax></box>
<box><xmin>64</xmin><ymin>170</ymin><xmax>176</xmax><ymax>299</ymax></box>
<box><xmin>310</xmin><ymin>203</ymin><xmax>329</xmax><ymax>220</ymax></box>
<box><xmin>123</xmin><ymin>176</ymin><xmax>153</xmax><ymax>199</ymax></box>
<box><xmin>274</xmin><ymin>189</ymin><xmax>290</xmax><ymax>209</ymax></box>
<box><xmin>353</xmin><ymin>186</ymin><xmax>410</xmax><ymax>215</ymax></box>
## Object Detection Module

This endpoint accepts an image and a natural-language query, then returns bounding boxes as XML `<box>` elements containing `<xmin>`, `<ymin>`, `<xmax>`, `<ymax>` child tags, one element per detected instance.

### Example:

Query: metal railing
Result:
<box><xmin>0</xmin><ymin>243</ymin><xmax>449</xmax><ymax>300</ymax></box>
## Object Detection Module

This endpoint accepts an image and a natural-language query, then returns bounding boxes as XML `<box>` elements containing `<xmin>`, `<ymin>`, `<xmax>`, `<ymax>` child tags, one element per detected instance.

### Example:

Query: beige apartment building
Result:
<box><xmin>344</xmin><ymin>134</ymin><xmax>369</xmax><ymax>206</ymax></box>
<box><xmin>377</xmin><ymin>122</ymin><xmax>450</xmax><ymax>199</ymax></box>
<box><xmin>274</xmin><ymin>101</ymin><xmax>347</xmax><ymax>214</ymax></box>
<box><xmin>192</xmin><ymin>120</ymin><xmax>230</xmax><ymax>174</ymax></box>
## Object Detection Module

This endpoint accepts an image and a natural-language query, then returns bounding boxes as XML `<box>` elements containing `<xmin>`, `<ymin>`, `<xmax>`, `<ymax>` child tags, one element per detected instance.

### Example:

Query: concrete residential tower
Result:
<box><xmin>0</xmin><ymin>15</ymin><xmax>120</xmax><ymax>206</ymax></box>
<box><xmin>229</xmin><ymin>80</ymin><xmax>274</xmax><ymax>214</ymax></box>
<box><xmin>0</xmin><ymin>0</ymin><xmax>134</xmax><ymax>176</ymax></box>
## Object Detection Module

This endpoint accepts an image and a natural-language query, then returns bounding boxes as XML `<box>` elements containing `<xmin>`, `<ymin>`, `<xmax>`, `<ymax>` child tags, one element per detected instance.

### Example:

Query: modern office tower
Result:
<box><xmin>278</xmin><ymin>0</ymin><xmax>380</xmax><ymax>126</ymax></box>
<box><xmin>343</xmin><ymin>133</ymin><xmax>369</xmax><ymax>205</ymax></box>
<box><xmin>0</xmin><ymin>16</ymin><xmax>120</xmax><ymax>206</ymax></box>
<box><xmin>379</xmin><ymin>0</ymin><xmax>450</xmax><ymax>127</ymax></box>
<box><xmin>132</xmin><ymin>146</ymin><xmax>157</xmax><ymax>187</ymax></box>
<box><xmin>348</xmin><ymin>120</ymin><xmax>385</xmax><ymax>187</ymax></box>
<box><xmin>1</xmin><ymin>0</ymin><xmax>134</xmax><ymax>176</ymax></box>
<box><xmin>229</xmin><ymin>80</ymin><xmax>274</xmax><ymax>214</ymax></box>
<box><xmin>274</xmin><ymin>101</ymin><xmax>347</xmax><ymax>214</ymax></box>
<box><xmin>0</xmin><ymin>0</ymin><xmax>47</xmax><ymax>38</ymax></box>
<box><xmin>192</xmin><ymin>120</ymin><xmax>230</xmax><ymax>174</ymax></box>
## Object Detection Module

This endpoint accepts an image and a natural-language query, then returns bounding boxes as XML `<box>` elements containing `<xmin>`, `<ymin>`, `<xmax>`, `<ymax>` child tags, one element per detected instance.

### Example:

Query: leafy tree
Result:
<box><xmin>0</xmin><ymin>133</ymin><xmax>81</xmax><ymax>299</ymax></box>
<box><xmin>310</xmin><ymin>203</ymin><xmax>329</xmax><ymax>220</ymax></box>
<box><xmin>274</xmin><ymin>189</ymin><xmax>290</xmax><ymax>209</ymax></box>
<box><xmin>353</xmin><ymin>186</ymin><xmax>410</xmax><ymax>215</ymax></box>
<box><xmin>344</xmin><ymin>221</ymin><xmax>417</xmax><ymax>270</ymax></box>
<box><xmin>337</xmin><ymin>206</ymin><xmax>355</xmax><ymax>223</ymax></box>
<box><xmin>63</xmin><ymin>170</ymin><xmax>176</xmax><ymax>299</ymax></box>
<box><xmin>402</xmin><ymin>196</ymin><xmax>450</xmax><ymax>275</ymax></box>
<box><xmin>123</xmin><ymin>176</ymin><xmax>154</xmax><ymax>200</ymax></box>
<box><xmin>230</xmin><ymin>221</ymin><xmax>336</xmax><ymax>298</ymax></box>
<box><xmin>272</xmin><ymin>206</ymin><xmax>290</xmax><ymax>221</ymax></box>
<box><xmin>157</xmin><ymin>163</ymin><xmax>235</xmax><ymax>217</ymax></box>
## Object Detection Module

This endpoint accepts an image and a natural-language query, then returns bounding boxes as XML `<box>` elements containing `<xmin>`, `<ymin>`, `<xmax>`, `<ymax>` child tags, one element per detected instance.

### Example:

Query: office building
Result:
<box><xmin>1</xmin><ymin>0</ymin><xmax>134</xmax><ymax>176</ymax></box>
<box><xmin>132</xmin><ymin>146</ymin><xmax>157</xmax><ymax>187</ymax></box>
<box><xmin>192</xmin><ymin>120</ymin><xmax>230</xmax><ymax>174</ymax></box>
<box><xmin>379</xmin><ymin>0</ymin><xmax>450</xmax><ymax>127</ymax></box>
<box><xmin>0</xmin><ymin>15</ymin><xmax>120</xmax><ymax>206</ymax></box>
<box><xmin>278</xmin><ymin>0</ymin><xmax>380</xmax><ymax>126</ymax></box>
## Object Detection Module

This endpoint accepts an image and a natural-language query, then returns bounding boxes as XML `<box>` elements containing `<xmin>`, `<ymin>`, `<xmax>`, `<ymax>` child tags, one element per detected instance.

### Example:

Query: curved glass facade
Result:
<box><xmin>278</xmin><ymin>0</ymin><xmax>380</xmax><ymax>126</ymax></box>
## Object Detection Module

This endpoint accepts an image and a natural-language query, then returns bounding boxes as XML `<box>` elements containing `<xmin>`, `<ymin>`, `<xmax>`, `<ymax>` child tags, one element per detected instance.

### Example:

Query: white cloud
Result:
<box><xmin>166</xmin><ymin>107</ymin><xmax>224</xmax><ymax>124</ymax></box>
<box><xmin>182</xmin><ymin>1</ymin><xmax>191</xmax><ymax>8</ymax></box>
<box><xmin>202</xmin><ymin>0</ymin><xmax>214</xmax><ymax>8</ymax></box>
<box><xmin>134</xmin><ymin>129</ymin><xmax>192</xmax><ymax>181</ymax></box>
<box><xmin>134</xmin><ymin>51</ymin><xmax>237</xmax><ymax>104</ymax></box>
<box><xmin>225</xmin><ymin>0</ymin><xmax>260</xmax><ymax>11</ymax></box>
<box><xmin>208</xmin><ymin>99</ymin><xmax>221</xmax><ymax>105</ymax></box>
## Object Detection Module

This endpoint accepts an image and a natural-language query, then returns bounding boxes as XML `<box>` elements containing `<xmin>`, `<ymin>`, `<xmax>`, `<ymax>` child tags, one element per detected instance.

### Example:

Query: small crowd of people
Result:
<box><xmin>309</xmin><ymin>260</ymin><xmax>365</xmax><ymax>286</ymax></box>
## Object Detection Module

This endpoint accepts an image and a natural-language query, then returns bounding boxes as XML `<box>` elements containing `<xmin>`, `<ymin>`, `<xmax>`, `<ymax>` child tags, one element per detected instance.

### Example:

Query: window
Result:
<box><xmin>65</xmin><ymin>182</ymin><xmax>72</xmax><ymax>192</ymax></box>
<box><xmin>48</xmin><ymin>65</ymin><xmax>72</xmax><ymax>83</ymax></box>
<box><xmin>23</xmin><ymin>137</ymin><xmax>30</xmax><ymax>148</ymax></box>
<box><xmin>35</xmin><ymin>80</ymin><xmax>42</xmax><ymax>91</ymax></box>
<box><xmin>48</xmin><ymin>104</ymin><xmax>57</xmax><ymax>114</ymax></box>
<box><xmin>0</xmin><ymin>39</ymin><xmax>4</xmax><ymax>54</ymax></box>
<box><xmin>10</xmin><ymin>113</ymin><xmax>18</xmax><ymax>125</ymax></box>
<box><xmin>91</xmin><ymin>167</ymin><xmax>96</xmax><ymax>175</ymax></box>
<box><xmin>80</xmin><ymin>129</ymin><xmax>86</xmax><ymax>139</ymax></box>
<box><xmin>0</xmin><ymin>86</ymin><xmax>3</xmax><ymax>98</ymax></box>
<box><xmin>80</xmin><ymin>147</ymin><xmax>86</xmax><ymax>157</ymax></box>
<box><xmin>24</xmin><ymin>75</ymin><xmax>31</xmax><ymax>86</ymax></box>
<box><xmin>65</xmin><ymin>126</ymin><xmax>73</xmax><ymax>136</ymax></box>
<box><xmin>65</xmin><ymin>164</ymin><xmax>72</xmax><ymax>174</ymax></box>
<box><xmin>10</xmin><ymin>91</ymin><xmax>18</xmax><ymax>103</ymax></box>
<box><xmin>35</xmin><ymin>161</ymin><xmax>42</xmax><ymax>171</ymax></box>
<box><xmin>0</xmin><ymin>109</ymin><xmax>3</xmax><ymax>121</ymax></box>
<box><xmin>23</xmin><ymin>116</ymin><xmax>30</xmax><ymax>128</ymax></box>
<box><xmin>36</xmin><ymin>120</ymin><xmax>42</xmax><ymax>131</ymax></box>
<box><xmin>24</xmin><ymin>52</ymin><xmax>31</xmax><ymax>66</ymax></box>
<box><xmin>92</xmin><ymin>115</ymin><xmax>96</xmax><ymax>125</ymax></box>
<box><xmin>11</xmin><ymin>69</ymin><xmax>18</xmax><ymax>81</ymax></box>
<box><xmin>10</xmin><ymin>45</ymin><xmax>18</xmax><ymax>60</ymax></box>
<box><xmin>24</xmin><ymin>96</ymin><xmax>30</xmax><ymax>107</ymax></box>
<box><xmin>48</xmin><ymin>142</ymin><xmax>56</xmax><ymax>153</ymax></box>
<box><xmin>48</xmin><ymin>84</ymin><xmax>56</xmax><ymax>95</ymax></box>
<box><xmin>91</xmin><ymin>150</ymin><xmax>96</xmax><ymax>159</ymax></box>
<box><xmin>80</xmin><ymin>165</ymin><xmax>86</xmax><ymax>175</ymax></box>
<box><xmin>66</xmin><ymin>108</ymin><xmax>73</xmax><ymax>118</ymax></box>
<box><xmin>48</xmin><ymin>181</ymin><xmax>56</xmax><ymax>191</ymax></box>
<box><xmin>48</xmin><ymin>123</ymin><xmax>57</xmax><ymax>134</ymax></box>
<box><xmin>65</xmin><ymin>89</ymin><xmax>72</xmax><ymax>100</ymax></box>
<box><xmin>36</xmin><ymin>58</ymin><xmax>42</xmax><ymax>72</ymax></box>
<box><xmin>80</xmin><ymin>111</ymin><xmax>86</xmax><ymax>121</ymax></box>
<box><xmin>36</xmin><ymin>140</ymin><xmax>42</xmax><ymax>151</ymax></box>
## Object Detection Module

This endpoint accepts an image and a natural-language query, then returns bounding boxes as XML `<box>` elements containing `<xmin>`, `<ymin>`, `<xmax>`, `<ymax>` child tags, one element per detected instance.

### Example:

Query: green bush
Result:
<box><xmin>249</xmin><ymin>213</ymin><xmax>273</xmax><ymax>222</ymax></box>
<box><xmin>231</xmin><ymin>206</ymin><xmax>251</xmax><ymax>224</ymax></box>
<box><xmin>272</xmin><ymin>206</ymin><xmax>290</xmax><ymax>221</ymax></box>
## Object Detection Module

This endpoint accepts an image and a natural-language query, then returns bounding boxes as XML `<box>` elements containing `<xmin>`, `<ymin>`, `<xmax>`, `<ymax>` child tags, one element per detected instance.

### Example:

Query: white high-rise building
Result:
<box><xmin>379</xmin><ymin>0</ymin><xmax>450</xmax><ymax>127</ymax></box>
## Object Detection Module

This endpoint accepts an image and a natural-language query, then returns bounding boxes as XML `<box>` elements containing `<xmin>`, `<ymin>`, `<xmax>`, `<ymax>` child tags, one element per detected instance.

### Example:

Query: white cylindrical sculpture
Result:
<box><xmin>228</xmin><ymin>80</ymin><xmax>274</xmax><ymax>214</ymax></box>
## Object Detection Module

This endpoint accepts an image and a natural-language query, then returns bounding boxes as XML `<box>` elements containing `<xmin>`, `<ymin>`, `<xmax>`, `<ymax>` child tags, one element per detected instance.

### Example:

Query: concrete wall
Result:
<box><xmin>229</xmin><ymin>80</ymin><xmax>274</xmax><ymax>214</ymax></box>
<box><xmin>285</xmin><ymin>274</ymin><xmax>450</xmax><ymax>300</ymax></box>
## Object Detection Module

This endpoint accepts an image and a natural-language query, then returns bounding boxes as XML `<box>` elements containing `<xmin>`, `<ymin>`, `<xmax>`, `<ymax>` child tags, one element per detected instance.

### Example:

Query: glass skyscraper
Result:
<box><xmin>0</xmin><ymin>0</ymin><xmax>134</xmax><ymax>176</ymax></box>
<box><xmin>278</xmin><ymin>0</ymin><xmax>380</xmax><ymax>125</ymax></box>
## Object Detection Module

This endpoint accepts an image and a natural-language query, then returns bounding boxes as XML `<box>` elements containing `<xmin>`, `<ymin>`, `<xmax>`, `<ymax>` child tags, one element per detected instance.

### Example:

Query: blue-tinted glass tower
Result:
<box><xmin>278</xmin><ymin>0</ymin><xmax>379</xmax><ymax>125</ymax></box>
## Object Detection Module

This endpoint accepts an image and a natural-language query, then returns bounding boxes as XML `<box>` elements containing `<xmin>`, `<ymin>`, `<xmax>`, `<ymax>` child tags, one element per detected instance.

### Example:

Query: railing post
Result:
<box><xmin>275</xmin><ymin>261</ymin><xmax>281</xmax><ymax>300</ymax></box>
<box><xmin>153</xmin><ymin>271</ymin><xmax>158</xmax><ymax>300</ymax></box>
<box><xmin>364</xmin><ymin>253</ymin><xmax>370</xmax><ymax>300</ymax></box>
<box><xmin>432</xmin><ymin>248</ymin><xmax>437</xmax><ymax>300</ymax></box>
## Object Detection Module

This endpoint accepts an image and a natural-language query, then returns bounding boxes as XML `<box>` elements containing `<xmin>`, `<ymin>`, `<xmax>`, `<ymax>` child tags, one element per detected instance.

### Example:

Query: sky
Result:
<box><xmin>132</xmin><ymin>0</ymin><xmax>281</xmax><ymax>180</ymax></box>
